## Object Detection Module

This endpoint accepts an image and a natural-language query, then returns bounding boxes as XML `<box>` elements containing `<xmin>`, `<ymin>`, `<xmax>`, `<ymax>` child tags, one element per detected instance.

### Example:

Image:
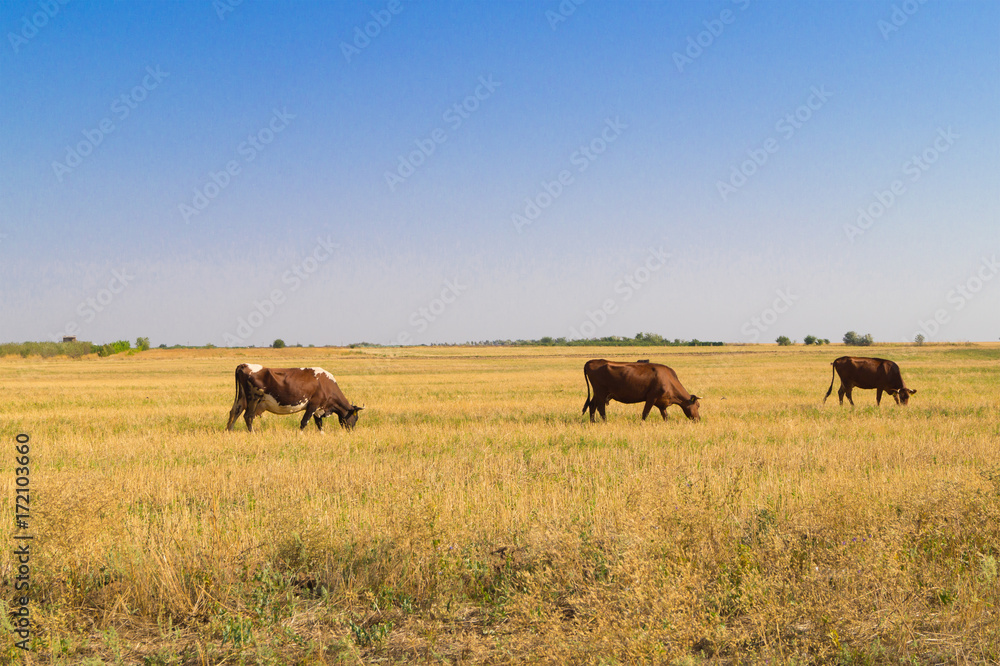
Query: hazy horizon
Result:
<box><xmin>3</xmin><ymin>1</ymin><xmax>998</xmax><ymax>347</ymax></box>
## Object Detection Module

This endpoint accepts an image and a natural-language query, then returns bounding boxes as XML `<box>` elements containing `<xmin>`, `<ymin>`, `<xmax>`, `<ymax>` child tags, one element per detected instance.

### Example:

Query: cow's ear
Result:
<box><xmin>908</xmin><ymin>389</ymin><xmax>917</xmax><ymax>395</ymax></box>
<box><xmin>688</xmin><ymin>395</ymin><xmax>700</xmax><ymax>404</ymax></box>
<box><xmin>354</xmin><ymin>405</ymin><xmax>365</xmax><ymax>411</ymax></box>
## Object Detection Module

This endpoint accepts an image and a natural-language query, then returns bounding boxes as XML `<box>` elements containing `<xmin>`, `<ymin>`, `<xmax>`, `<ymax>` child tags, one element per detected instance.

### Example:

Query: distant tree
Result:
<box><xmin>272</xmin><ymin>339</ymin><xmax>286</xmax><ymax>349</ymax></box>
<box><xmin>776</xmin><ymin>336</ymin><xmax>793</xmax><ymax>346</ymax></box>
<box><xmin>822</xmin><ymin>338</ymin><xmax>830</xmax><ymax>345</ymax></box>
<box><xmin>803</xmin><ymin>335</ymin><xmax>817</xmax><ymax>345</ymax></box>
<box><xmin>914</xmin><ymin>333</ymin><xmax>925</xmax><ymax>346</ymax></box>
<box><xmin>843</xmin><ymin>331</ymin><xmax>874</xmax><ymax>346</ymax></box>
<box><xmin>135</xmin><ymin>337</ymin><xmax>150</xmax><ymax>351</ymax></box>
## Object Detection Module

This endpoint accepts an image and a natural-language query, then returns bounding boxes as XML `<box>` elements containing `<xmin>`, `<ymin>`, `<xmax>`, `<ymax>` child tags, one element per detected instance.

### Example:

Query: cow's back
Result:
<box><xmin>586</xmin><ymin>360</ymin><xmax>673</xmax><ymax>401</ymax></box>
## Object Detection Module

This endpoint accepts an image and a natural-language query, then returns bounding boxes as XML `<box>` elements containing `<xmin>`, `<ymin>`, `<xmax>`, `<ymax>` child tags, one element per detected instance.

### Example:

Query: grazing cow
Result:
<box><xmin>823</xmin><ymin>356</ymin><xmax>916</xmax><ymax>407</ymax></box>
<box><xmin>582</xmin><ymin>359</ymin><xmax>701</xmax><ymax>422</ymax></box>
<box><xmin>225</xmin><ymin>364</ymin><xmax>363</xmax><ymax>432</ymax></box>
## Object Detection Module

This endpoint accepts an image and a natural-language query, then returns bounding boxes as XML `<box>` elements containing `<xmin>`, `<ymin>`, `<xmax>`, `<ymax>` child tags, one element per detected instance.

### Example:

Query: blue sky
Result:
<box><xmin>2</xmin><ymin>0</ymin><xmax>998</xmax><ymax>346</ymax></box>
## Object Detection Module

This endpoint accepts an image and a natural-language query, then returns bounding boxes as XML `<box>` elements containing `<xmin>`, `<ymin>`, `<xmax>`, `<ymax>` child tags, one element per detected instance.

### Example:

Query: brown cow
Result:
<box><xmin>226</xmin><ymin>364</ymin><xmax>363</xmax><ymax>432</ymax></box>
<box><xmin>823</xmin><ymin>356</ymin><xmax>916</xmax><ymax>407</ymax></box>
<box><xmin>582</xmin><ymin>359</ymin><xmax>701</xmax><ymax>422</ymax></box>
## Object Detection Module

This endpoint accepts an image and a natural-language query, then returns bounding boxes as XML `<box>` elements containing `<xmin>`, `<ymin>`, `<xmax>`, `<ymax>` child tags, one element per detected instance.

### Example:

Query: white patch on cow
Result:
<box><xmin>258</xmin><ymin>393</ymin><xmax>307</xmax><ymax>415</ymax></box>
<box><xmin>309</xmin><ymin>367</ymin><xmax>336</xmax><ymax>383</ymax></box>
<box><xmin>246</xmin><ymin>363</ymin><xmax>263</xmax><ymax>374</ymax></box>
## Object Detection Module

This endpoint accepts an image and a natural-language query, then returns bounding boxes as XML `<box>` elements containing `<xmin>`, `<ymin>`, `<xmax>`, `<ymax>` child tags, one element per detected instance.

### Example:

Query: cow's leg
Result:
<box><xmin>226</xmin><ymin>403</ymin><xmax>244</xmax><ymax>431</ymax></box>
<box><xmin>837</xmin><ymin>385</ymin><xmax>846</xmax><ymax>406</ymax></box>
<box><xmin>589</xmin><ymin>391</ymin><xmax>604</xmax><ymax>422</ymax></box>
<box><xmin>844</xmin><ymin>387</ymin><xmax>855</xmax><ymax>407</ymax></box>
<box><xmin>243</xmin><ymin>398</ymin><xmax>261</xmax><ymax>431</ymax></box>
<box><xmin>876</xmin><ymin>388</ymin><xmax>883</xmax><ymax>406</ymax></box>
<box><xmin>641</xmin><ymin>401</ymin><xmax>654</xmax><ymax>421</ymax></box>
<box><xmin>299</xmin><ymin>407</ymin><xmax>317</xmax><ymax>430</ymax></box>
<box><xmin>596</xmin><ymin>396</ymin><xmax>607</xmax><ymax>422</ymax></box>
<box><xmin>313</xmin><ymin>415</ymin><xmax>325</xmax><ymax>432</ymax></box>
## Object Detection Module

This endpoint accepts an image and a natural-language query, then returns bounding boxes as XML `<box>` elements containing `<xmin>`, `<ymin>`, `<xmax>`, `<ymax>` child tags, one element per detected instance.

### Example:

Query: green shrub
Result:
<box><xmin>97</xmin><ymin>340</ymin><xmax>131</xmax><ymax>357</ymax></box>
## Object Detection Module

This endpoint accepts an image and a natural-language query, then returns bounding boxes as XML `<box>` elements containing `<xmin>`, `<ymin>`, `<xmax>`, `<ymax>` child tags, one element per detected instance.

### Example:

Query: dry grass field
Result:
<box><xmin>1</xmin><ymin>344</ymin><xmax>998</xmax><ymax>664</ymax></box>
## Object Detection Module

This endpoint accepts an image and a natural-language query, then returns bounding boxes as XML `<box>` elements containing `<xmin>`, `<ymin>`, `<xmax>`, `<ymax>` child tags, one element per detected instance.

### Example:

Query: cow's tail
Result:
<box><xmin>582</xmin><ymin>368</ymin><xmax>592</xmax><ymax>415</ymax></box>
<box><xmin>226</xmin><ymin>365</ymin><xmax>247</xmax><ymax>430</ymax></box>
<box><xmin>823</xmin><ymin>362</ymin><xmax>836</xmax><ymax>403</ymax></box>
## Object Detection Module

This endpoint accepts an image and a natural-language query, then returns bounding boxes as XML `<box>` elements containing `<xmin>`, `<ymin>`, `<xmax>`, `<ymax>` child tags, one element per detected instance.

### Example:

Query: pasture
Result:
<box><xmin>1</xmin><ymin>344</ymin><xmax>998</xmax><ymax>664</ymax></box>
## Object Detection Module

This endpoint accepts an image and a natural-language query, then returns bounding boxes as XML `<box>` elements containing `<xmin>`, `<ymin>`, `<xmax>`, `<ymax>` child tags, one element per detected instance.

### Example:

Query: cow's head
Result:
<box><xmin>339</xmin><ymin>405</ymin><xmax>364</xmax><ymax>429</ymax></box>
<box><xmin>896</xmin><ymin>388</ymin><xmax>917</xmax><ymax>405</ymax></box>
<box><xmin>681</xmin><ymin>395</ymin><xmax>701</xmax><ymax>421</ymax></box>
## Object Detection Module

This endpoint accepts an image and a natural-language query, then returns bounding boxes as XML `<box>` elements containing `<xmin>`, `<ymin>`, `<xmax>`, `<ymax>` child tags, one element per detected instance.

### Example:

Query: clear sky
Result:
<box><xmin>2</xmin><ymin>0</ymin><xmax>998</xmax><ymax>346</ymax></box>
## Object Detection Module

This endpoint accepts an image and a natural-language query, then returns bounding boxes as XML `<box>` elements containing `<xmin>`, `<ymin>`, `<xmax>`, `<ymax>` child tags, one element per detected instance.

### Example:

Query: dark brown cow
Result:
<box><xmin>823</xmin><ymin>356</ymin><xmax>916</xmax><ymax>407</ymax></box>
<box><xmin>582</xmin><ymin>359</ymin><xmax>701</xmax><ymax>422</ymax></box>
<box><xmin>225</xmin><ymin>364</ymin><xmax>363</xmax><ymax>432</ymax></box>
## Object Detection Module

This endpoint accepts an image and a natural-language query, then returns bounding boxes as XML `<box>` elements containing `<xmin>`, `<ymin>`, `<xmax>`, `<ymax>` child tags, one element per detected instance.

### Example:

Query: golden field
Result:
<box><xmin>1</xmin><ymin>344</ymin><xmax>998</xmax><ymax>664</ymax></box>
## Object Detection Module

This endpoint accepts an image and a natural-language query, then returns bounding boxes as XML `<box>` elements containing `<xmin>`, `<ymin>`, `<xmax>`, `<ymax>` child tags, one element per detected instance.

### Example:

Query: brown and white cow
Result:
<box><xmin>823</xmin><ymin>356</ymin><xmax>916</xmax><ymax>407</ymax></box>
<box><xmin>225</xmin><ymin>364</ymin><xmax>363</xmax><ymax>432</ymax></box>
<box><xmin>582</xmin><ymin>359</ymin><xmax>701</xmax><ymax>422</ymax></box>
